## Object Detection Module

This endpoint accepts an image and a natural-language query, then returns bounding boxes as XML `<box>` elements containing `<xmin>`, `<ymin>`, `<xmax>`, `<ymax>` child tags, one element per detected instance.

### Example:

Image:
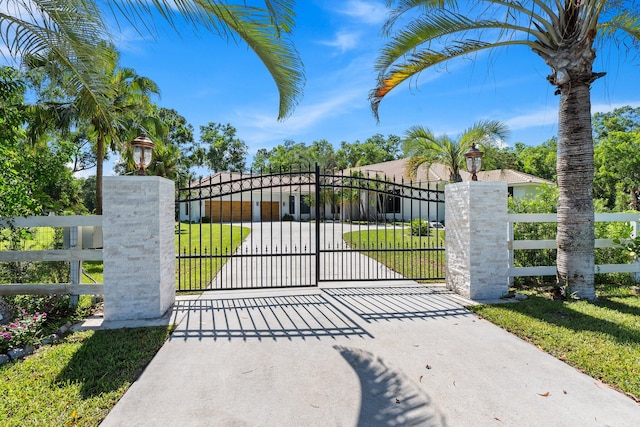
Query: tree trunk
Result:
<box><xmin>95</xmin><ymin>132</ymin><xmax>104</xmax><ymax>215</ymax></box>
<box><xmin>556</xmin><ymin>82</ymin><xmax>596</xmax><ymax>300</ymax></box>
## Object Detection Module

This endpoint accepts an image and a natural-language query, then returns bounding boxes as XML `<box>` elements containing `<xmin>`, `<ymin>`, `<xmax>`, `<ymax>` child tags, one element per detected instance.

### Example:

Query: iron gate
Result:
<box><xmin>175</xmin><ymin>165</ymin><xmax>445</xmax><ymax>291</ymax></box>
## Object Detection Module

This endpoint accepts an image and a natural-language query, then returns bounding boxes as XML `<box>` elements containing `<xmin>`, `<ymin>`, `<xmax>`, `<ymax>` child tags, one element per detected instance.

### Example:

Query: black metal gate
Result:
<box><xmin>175</xmin><ymin>165</ymin><xmax>445</xmax><ymax>291</ymax></box>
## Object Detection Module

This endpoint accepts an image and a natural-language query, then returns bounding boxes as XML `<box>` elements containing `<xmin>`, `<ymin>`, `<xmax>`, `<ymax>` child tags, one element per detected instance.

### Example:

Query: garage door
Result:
<box><xmin>260</xmin><ymin>201</ymin><xmax>280</xmax><ymax>221</ymax></box>
<box><xmin>205</xmin><ymin>201</ymin><xmax>252</xmax><ymax>222</ymax></box>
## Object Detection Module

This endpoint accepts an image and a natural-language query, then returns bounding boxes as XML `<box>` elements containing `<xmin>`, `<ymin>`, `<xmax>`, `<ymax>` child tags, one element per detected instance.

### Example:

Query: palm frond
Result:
<box><xmin>371</xmin><ymin>5</ymin><xmax>545</xmax><ymax>119</ymax></box>
<box><xmin>109</xmin><ymin>1</ymin><xmax>304</xmax><ymax>119</ymax></box>
<box><xmin>458</xmin><ymin>119</ymin><xmax>511</xmax><ymax>148</ymax></box>
<box><xmin>1</xmin><ymin>0</ymin><xmax>113</xmax><ymax>128</ymax></box>
<box><xmin>371</xmin><ymin>37</ymin><xmax>528</xmax><ymax>119</ymax></box>
<box><xmin>200</xmin><ymin>4</ymin><xmax>304</xmax><ymax>120</ymax></box>
<box><xmin>598</xmin><ymin>8</ymin><xmax>640</xmax><ymax>50</ymax></box>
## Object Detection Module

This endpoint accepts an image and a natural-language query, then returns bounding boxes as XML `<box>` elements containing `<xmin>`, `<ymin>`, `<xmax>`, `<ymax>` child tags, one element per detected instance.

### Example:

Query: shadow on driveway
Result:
<box><xmin>335</xmin><ymin>345</ymin><xmax>447</xmax><ymax>427</ymax></box>
<box><xmin>324</xmin><ymin>285</ymin><xmax>472</xmax><ymax>323</ymax></box>
<box><xmin>169</xmin><ymin>293</ymin><xmax>372</xmax><ymax>341</ymax></box>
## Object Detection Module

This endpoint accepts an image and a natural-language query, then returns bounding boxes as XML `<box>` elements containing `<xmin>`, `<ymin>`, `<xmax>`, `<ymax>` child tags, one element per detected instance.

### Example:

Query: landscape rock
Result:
<box><xmin>0</xmin><ymin>354</ymin><xmax>9</xmax><ymax>365</ymax></box>
<box><xmin>41</xmin><ymin>334</ymin><xmax>60</xmax><ymax>345</ymax></box>
<box><xmin>7</xmin><ymin>348</ymin><xmax>27</xmax><ymax>360</ymax></box>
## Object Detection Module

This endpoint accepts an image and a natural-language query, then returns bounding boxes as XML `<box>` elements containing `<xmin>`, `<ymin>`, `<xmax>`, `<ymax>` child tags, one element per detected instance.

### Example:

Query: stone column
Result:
<box><xmin>102</xmin><ymin>176</ymin><xmax>175</xmax><ymax>321</ymax></box>
<box><xmin>445</xmin><ymin>182</ymin><xmax>509</xmax><ymax>300</ymax></box>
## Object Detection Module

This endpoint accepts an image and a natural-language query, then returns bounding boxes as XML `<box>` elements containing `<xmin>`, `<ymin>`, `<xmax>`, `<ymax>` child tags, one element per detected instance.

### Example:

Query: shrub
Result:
<box><xmin>4</xmin><ymin>294</ymin><xmax>72</xmax><ymax>323</ymax></box>
<box><xmin>0</xmin><ymin>310</ymin><xmax>47</xmax><ymax>352</ymax></box>
<box><xmin>509</xmin><ymin>184</ymin><xmax>635</xmax><ymax>285</ymax></box>
<box><xmin>410</xmin><ymin>219</ymin><xmax>430</xmax><ymax>236</ymax></box>
<box><xmin>282</xmin><ymin>214</ymin><xmax>294</xmax><ymax>221</ymax></box>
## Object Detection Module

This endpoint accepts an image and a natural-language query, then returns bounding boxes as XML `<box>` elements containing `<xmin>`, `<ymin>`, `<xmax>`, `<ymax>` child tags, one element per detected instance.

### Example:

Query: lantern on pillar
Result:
<box><xmin>464</xmin><ymin>143</ymin><xmax>484</xmax><ymax>181</ymax></box>
<box><xmin>131</xmin><ymin>133</ymin><xmax>155</xmax><ymax>176</ymax></box>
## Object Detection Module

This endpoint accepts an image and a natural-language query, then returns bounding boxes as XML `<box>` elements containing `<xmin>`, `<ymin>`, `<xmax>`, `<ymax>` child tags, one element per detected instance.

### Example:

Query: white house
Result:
<box><xmin>343</xmin><ymin>159</ymin><xmax>553</xmax><ymax>223</ymax></box>
<box><xmin>178</xmin><ymin>161</ymin><xmax>552</xmax><ymax>223</ymax></box>
<box><xmin>178</xmin><ymin>172</ymin><xmax>316</xmax><ymax>223</ymax></box>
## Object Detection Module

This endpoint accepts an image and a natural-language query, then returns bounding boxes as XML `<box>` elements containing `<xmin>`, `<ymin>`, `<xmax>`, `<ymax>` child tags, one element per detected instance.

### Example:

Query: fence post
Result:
<box><xmin>445</xmin><ymin>182</ymin><xmax>509</xmax><ymax>300</ymax></box>
<box><xmin>507</xmin><ymin>219</ymin><xmax>515</xmax><ymax>287</ymax></box>
<box><xmin>633</xmin><ymin>219</ymin><xmax>640</xmax><ymax>284</ymax></box>
<box><xmin>102</xmin><ymin>176</ymin><xmax>176</xmax><ymax>321</ymax></box>
<box><xmin>69</xmin><ymin>226</ymin><xmax>80</xmax><ymax>308</ymax></box>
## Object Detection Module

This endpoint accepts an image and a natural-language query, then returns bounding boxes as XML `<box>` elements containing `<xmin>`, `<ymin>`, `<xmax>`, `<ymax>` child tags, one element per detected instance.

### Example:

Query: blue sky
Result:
<box><xmin>8</xmin><ymin>1</ymin><xmax>640</xmax><ymax>172</ymax></box>
<box><xmin>113</xmin><ymin>0</ymin><xmax>640</xmax><ymax>162</ymax></box>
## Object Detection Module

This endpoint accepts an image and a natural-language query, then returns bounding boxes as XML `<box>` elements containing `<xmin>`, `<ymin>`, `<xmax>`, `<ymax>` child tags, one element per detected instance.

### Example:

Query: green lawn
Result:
<box><xmin>0</xmin><ymin>326</ymin><xmax>173</xmax><ymax>427</ymax></box>
<box><xmin>82</xmin><ymin>261</ymin><xmax>103</xmax><ymax>284</ymax></box>
<box><xmin>175</xmin><ymin>222</ymin><xmax>250</xmax><ymax>291</ymax></box>
<box><xmin>2</xmin><ymin>223</ymin><xmax>250</xmax><ymax>291</ymax></box>
<box><xmin>343</xmin><ymin>227</ymin><xmax>445</xmax><ymax>280</ymax></box>
<box><xmin>0</xmin><ymin>227</ymin><xmax>57</xmax><ymax>251</ymax></box>
<box><xmin>86</xmin><ymin>223</ymin><xmax>251</xmax><ymax>289</ymax></box>
<box><xmin>469</xmin><ymin>285</ymin><xmax>640</xmax><ymax>401</ymax></box>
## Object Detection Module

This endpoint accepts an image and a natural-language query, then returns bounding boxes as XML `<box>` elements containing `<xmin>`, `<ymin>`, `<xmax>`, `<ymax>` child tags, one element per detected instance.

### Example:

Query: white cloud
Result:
<box><xmin>111</xmin><ymin>26</ymin><xmax>153</xmax><ymax>54</ymax></box>
<box><xmin>319</xmin><ymin>31</ymin><xmax>360</xmax><ymax>53</ymax></box>
<box><xmin>335</xmin><ymin>0</ymin><xmax>388</xmax><ymax>25</ymax></box>
<box><xmin>504</xmin><ymin>100</ymin><xmax>640</xmax><ymax>133</ymax></box>
<box><xmin>233</xmin><ymin>87</ymin><xmax>366</xmax><ymax>147</ymax></box>
<box><xmin>591</xmin><ymin>101</ymin><xmax>640</xmax><ymax>113</ymax></box>
<box><xmin>504</xmin><ymin>108</ymin><xmax>557</xmax><ymax>131</ymax></box>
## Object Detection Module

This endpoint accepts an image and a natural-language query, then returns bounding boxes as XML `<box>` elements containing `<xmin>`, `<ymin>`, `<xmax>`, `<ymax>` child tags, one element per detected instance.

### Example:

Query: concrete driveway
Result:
<box><xmin>99</xmin><ymin>282</ymin><xmax>640</xmax><ymax>427</ymax></box>
<box><xmin>209</xmin><ymin>222</ymin><xmax>406</xmax><ymax>289</ymax></box>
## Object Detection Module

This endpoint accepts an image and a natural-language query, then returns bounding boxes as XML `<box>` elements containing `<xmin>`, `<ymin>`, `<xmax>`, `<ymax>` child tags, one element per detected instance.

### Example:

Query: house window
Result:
<box><xmin>378</xmin><ymin>190</ymin><xmax>401</xmax><ymax>214</ymax></box>
<box><xmin>508</xmin><ymin>186</ymin><xmax>514</xmax><ymax>197</ymax></box>
<box><xmin>289</xmin><ymin>195</ymin><xmax>295</xmax><ymax>214</ymax></box>
<box><xmin>300</xmin><ymin>197</ymin><xmax>311</xmax><ymax>214</ymax></box>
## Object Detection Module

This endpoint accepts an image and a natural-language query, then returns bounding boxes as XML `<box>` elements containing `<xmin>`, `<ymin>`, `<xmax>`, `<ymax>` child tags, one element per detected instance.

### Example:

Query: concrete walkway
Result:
<box><xmin>99</xmin><ymin>282</ymin><xmax>640</xmax><ymax>427</ymax></box>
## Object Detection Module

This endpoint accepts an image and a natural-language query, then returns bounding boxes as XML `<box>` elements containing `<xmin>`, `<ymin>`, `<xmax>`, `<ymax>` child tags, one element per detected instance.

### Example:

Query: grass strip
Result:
<box><xmin>82</xmin><ymin>223</ymin><xmax>251</xmax><ymax>289</ymax></box>
<box><xmin>0</xmin><ymin>326</ymin><xmax>173</xmax><ymax>426</ymax></box>
<box><xmin>343</xmin><ymin>227</ymin><xmax>445</xmax><ymax>281</ymax></box>
<box><xmin>175</xmin><ymin>222</ymin><xmax>250</xmax><ymax>290</ymax></box>
<box><xmin>469</xmin><ymin>285</ymin><xmax>640</xmax><ymax>401</ymax></box>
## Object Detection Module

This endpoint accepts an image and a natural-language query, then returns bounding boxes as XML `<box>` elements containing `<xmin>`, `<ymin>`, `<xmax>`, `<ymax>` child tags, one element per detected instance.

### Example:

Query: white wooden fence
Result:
<box><xmin>0</xmin><ymin>216</ymin><xmax>103</xmax><ymax>295</ymax></box>
<box><xmin>508</xmin><ymin>212</ymin><xmax>640</xmax><ymax>279</ymax></box>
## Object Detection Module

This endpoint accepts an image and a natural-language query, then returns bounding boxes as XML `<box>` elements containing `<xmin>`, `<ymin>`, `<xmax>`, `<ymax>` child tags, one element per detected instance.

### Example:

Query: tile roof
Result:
<box><xmin>344</xmin><ymin>159</ymin><xmax>553</xmax><ymax>186</ymax></box>
<box><xmin>190</xmin><ymin>160</ymin><xmax>553</xmax><ymax>188</ymax></box>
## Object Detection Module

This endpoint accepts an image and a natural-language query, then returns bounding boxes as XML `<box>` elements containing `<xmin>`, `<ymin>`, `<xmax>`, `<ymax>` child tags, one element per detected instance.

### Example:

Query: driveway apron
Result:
<box><xmin>100</xmin><ymin>283</ymin><xmax>640</xmax><ymax>427</ymax></box>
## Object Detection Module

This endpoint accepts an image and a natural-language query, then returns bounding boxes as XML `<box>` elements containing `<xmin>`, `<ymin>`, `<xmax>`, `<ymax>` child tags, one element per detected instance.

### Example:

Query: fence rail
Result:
<box><xmin>0</xmin><ymin>215</ymin><xmax>103</xmax><ymax>295</ymax></box>
<box><xmin>507</xmin><ymin>212</ymin><xmax>640</xmax><ymax>278</ymax></box>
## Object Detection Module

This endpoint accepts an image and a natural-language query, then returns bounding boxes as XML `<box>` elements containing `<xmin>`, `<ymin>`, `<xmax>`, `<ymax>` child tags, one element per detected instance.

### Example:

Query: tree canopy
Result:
<box><xmin>403</xmin><ymin>120</ymin><xmax>510</xmax><ymax>182</ymax></box>
<box><xmin>200</xmin><ymin>123</ymin><xmax>248</xmax><ymax>173</ymax></box>
<box><xmin>0</xmin><ymin>67</ymin><xmax>84</xmax><ymax>216</ymax></box>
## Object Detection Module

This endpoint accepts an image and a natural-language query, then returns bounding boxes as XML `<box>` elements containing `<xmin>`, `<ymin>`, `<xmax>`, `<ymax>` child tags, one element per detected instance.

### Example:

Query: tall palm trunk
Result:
<box><xmin>95</xmin><ymin>131</ymin><xmax>104</xmax><ymax>215</ymax></box>
<box><xmin>555</xmin><ymin>80</ymin><xmax>596</xmax><ymax>300</ymax></box>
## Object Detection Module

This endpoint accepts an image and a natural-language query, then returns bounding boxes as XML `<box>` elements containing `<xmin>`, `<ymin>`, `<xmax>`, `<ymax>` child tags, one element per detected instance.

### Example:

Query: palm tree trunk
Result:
<box><xmin>95</xmin><ymin>132</ymin><xmax>104</xmax><ymax>215</ymax></box>
<box><xmin>556</xmin><ymin>82</ymin><xmax>596</xmax><ymax>300</ymax></box>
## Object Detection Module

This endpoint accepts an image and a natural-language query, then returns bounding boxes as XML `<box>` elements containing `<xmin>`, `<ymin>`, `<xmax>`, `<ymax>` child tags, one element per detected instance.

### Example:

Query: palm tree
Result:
<box><xmin>75</xmin><ymin>45</ymin><xmax>162</xmax><ymax>214</ymax></box>
<box><xmin>403</xmin><ymin>120</ymin><xmax>509</xmax><ymax>182</ymax></box>
<box><xmin>2</xmin><ymin>1</ymin><xmax>112</xmax><ymax>134</ymax></box>
<box><xmin>371</xmin><ymin>1</ymin><xmax>640</xmax><ymax>300</ymax></box>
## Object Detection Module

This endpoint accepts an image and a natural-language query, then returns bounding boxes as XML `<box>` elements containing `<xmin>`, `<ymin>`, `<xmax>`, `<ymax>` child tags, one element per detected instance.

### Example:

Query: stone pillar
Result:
<box><xmin>102</xmin><ymin>176</ymin><xmax>175</xmax><ymax>321</ymax></box>
<box><xmin>445</xmin><ymin>182</ymin><xmax>509</xmax><ymax>300</ymax></box>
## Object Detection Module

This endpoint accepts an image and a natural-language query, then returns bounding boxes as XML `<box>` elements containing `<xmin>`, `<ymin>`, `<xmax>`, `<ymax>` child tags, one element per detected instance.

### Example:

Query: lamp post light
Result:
<box><xmin>464</xmin><ymin>143</ymin><xmax>484</xmax><ymax>181</ymax></box>
<box><xmin>131</xmin><ymin>133</ymin><xmax>155</xmax><ymax>176</ymax></box>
